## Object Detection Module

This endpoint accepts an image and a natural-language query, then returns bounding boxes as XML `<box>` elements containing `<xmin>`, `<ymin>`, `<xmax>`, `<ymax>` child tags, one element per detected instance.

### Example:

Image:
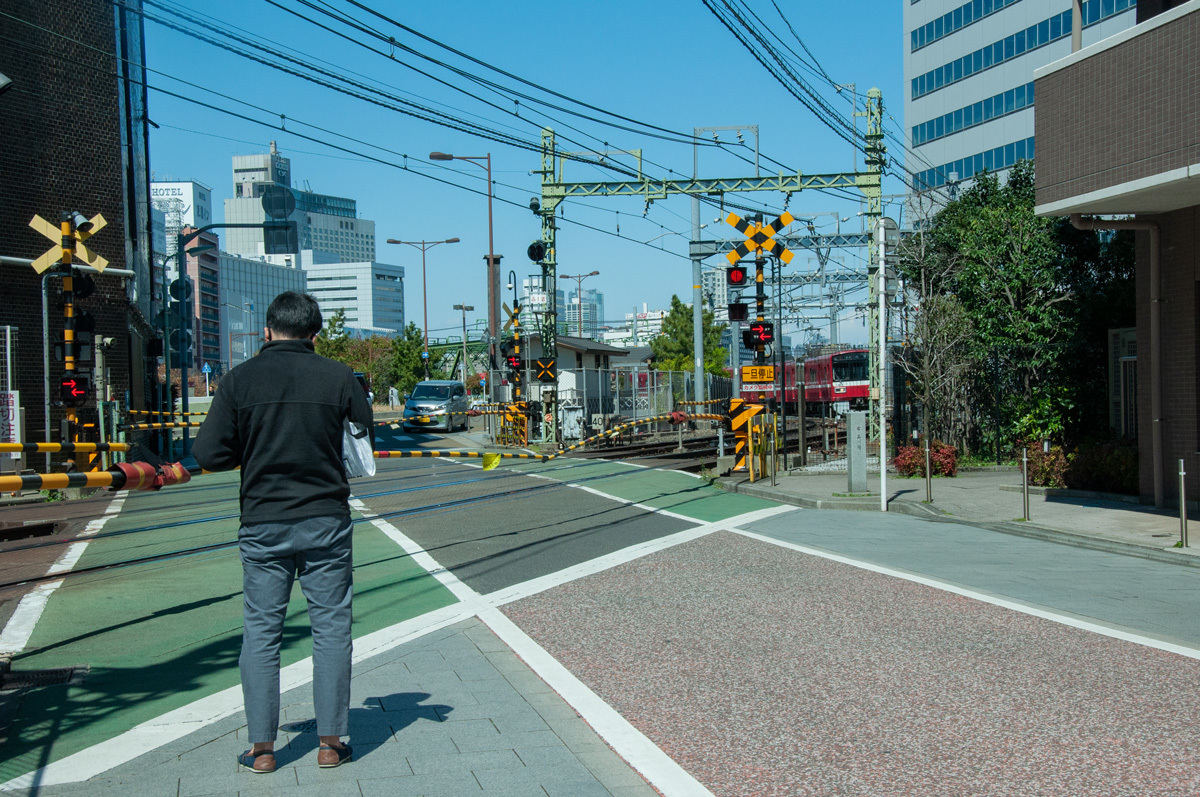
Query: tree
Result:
<box><xmin>648</xmin><ymin>295</ymin><xmax>727</xmax><ymax>375</ymax></box>
<box><xmin>314</xmin><ymin>307</ymin><xmax>351</xmax><ymax>362</ymax></box>
<box><xmin>379</xmin><ymin>323</ymin><xmax>441</xmax><ymax>396</ymax></box>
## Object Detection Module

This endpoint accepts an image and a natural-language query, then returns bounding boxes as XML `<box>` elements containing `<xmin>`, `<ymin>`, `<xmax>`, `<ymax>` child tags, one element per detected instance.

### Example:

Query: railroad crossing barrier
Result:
<box><xmin>125</xmin><ymin>410</ymin><xmax>208</xmax><ymax>417</ymax></box>
<box><xmin>0</xmin><ymin>460</ymin><xmax>190</xmax><ymax>493</ymax></box>
<box><xmin>0</xmin><ymin>442</ymin><xmax>130</xmax><ymax>454</ymax></box>
<box><xmin>120</xmin><ymin>422</ymin><xmax>205</xmax><ymax>431</ymax></box>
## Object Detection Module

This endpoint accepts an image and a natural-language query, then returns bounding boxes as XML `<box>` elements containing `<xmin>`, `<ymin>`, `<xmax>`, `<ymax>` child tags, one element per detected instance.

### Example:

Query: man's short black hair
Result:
<box><xmin>265</xmin><ymin>292</ymin><xmax>323</xmax><ymax>339</ymax></box>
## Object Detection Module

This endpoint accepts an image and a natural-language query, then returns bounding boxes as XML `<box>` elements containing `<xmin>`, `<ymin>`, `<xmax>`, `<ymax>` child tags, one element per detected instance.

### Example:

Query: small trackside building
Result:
<box><xmin>1033</xmin><ymin>1</ymin><xmax>1200</xmax><ymax>507</ymax></box>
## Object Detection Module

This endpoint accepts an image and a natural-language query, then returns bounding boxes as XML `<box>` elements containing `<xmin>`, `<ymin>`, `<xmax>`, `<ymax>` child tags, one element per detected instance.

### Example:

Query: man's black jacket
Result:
<box><xmin>193</xmin><ymin>339</ymin><xmax>373</xmax><ymax>524</ymax></box>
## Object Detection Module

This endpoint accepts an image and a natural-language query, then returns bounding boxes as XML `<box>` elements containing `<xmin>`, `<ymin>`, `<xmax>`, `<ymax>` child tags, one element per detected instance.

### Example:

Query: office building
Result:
<box><xmin>903</xmin><ymin>0</ymin><xmax>1136</xmax><ymax>194</ymax></box>
<box><xmin>217</xmin><ymin>252</ymin><xmax>307</xmax><ymax>370</ymax></box>
<box><xmin>1034</xmin><ymin>1</ymin><xmax>1199</xmax><ymax>506</ymax></box>
<box><xmin>269</xmin><ymin>250</ymin><xmax>404</xmax><ymax>337</ymax></box>
<box><xmin>151</xmin><ymin>179</ymin><xmax>212</xmax><ymax>257</ymax></box>
<box><xmin>223</xmin><ymin>142</ymin><xmax>375</xmax><ymax>262</ymax></box>
<box><xmin>520</xmin><ymin>276</ymin><xmax>564</xmax><ymax>331</ymax></box>
<box><xmin>565</xmin><ymin>288</ymin><xmax>605</xmax><ymax>339</ymax></box>
<box><xmin>179</xmin><ymin>227</ymin><xmax>221</xmax><ymax>371</ymax></box>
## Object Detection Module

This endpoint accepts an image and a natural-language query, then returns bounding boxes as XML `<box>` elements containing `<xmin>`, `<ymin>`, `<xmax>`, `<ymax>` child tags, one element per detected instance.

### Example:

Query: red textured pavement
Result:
<box><xmin>504</xmin><ymin>531</ymin><xmax>1200</xmax><ymax>796</ymax></box>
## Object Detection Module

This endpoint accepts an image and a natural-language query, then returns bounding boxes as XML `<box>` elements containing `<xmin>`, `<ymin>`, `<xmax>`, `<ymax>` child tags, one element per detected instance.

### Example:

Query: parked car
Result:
<box><xmin>402</xmin><ymin>380</ymin><xmax>470</xmax><ymax>432</ymax></box>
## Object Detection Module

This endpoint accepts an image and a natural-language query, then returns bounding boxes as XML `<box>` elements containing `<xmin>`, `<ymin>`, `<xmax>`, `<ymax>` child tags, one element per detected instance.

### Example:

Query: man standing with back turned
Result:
<box><xmin>194</xmin><ymin>291</ymin><xmax>373</xmax><ymax>773</ymax></box>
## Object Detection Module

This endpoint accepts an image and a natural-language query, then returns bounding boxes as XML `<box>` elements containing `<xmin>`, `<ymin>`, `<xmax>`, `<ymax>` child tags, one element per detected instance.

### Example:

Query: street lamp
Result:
<box><xmin>452</xmin><ymin>303</ymin><xmax>474</xmax><ymax>383</ymax></box>
<box><xmin>386</xmin><ymin>236</ymin><xmax>460</xmax><ymax>376</ymax></box>
<box><xmin>561</xmin><ymin>270</ymin><xmax>600</xmax><ymax>338</ymax></box>
<box><xmin>429</xmin><ymin>152</ymin><xmax>498</xmax><ymax>359</ymax></box>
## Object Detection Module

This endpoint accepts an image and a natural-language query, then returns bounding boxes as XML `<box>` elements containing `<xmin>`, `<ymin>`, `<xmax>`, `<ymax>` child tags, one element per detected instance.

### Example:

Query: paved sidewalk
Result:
<box><xmin>719</xmin><ymin>469</ymin><xmax>1198</xmax><ymax>563</ymax></box>
<box><xmin>25</xmin><ymin>617</ymin><xmax>655</xmax><ymax>797</ymax></box>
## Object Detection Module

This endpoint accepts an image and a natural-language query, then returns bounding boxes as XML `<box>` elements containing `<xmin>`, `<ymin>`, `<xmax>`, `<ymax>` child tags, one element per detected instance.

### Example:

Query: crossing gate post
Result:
<box><xmin>729</xmin><ymin>397</ymin><xmax>764</xmax><ymax>474</ymax></box>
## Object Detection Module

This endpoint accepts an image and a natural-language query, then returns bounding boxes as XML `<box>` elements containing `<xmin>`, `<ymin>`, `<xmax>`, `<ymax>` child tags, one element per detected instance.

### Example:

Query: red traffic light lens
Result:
<box><xmin>726</xmin><ymin>266</ymin><xmax>747</xmax><ymax>286</ymax></box>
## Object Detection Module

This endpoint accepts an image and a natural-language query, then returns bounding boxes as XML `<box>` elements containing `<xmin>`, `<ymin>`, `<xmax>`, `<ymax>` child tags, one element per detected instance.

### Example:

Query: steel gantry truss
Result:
<box><xmin>531</xmin><ymin>88</ymin><xmax>885</xmax><ymax>445</ymax></box>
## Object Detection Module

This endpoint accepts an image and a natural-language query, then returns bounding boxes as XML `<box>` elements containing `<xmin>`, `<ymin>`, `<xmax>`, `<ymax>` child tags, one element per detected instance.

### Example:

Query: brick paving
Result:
<box><xmin>24</xmin><ymin>617</ymin><xmax>655</xmax><ymax>796</ymax></box>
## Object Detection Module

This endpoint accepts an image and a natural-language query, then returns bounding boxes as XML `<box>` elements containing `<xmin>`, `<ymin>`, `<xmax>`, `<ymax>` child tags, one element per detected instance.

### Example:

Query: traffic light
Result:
<box><xmin>727</xmin><ymin>302</ymin><xmax>748</xmax><ymax>322</ymax></box>
<box><xmin>59</xmin><ymin>373</ymin><xmax>91</xmax><ymax>407</ymax></box>
<box><xmin>726</xmin><ymin>264</ymin><xmax>748</xmax><ymax>287</ymax></box>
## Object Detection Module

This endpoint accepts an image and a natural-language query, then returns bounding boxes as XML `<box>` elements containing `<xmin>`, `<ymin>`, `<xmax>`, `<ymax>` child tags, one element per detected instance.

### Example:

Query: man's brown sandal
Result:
<box><xmin>237</xmin><ymin>749</ymin><xmax>276</xmax><ymax>773</ymax></box>
<box><xmin>317</xmin><ymin>743</ymin><xmax>352</xmax><ymax>768</ymax></box>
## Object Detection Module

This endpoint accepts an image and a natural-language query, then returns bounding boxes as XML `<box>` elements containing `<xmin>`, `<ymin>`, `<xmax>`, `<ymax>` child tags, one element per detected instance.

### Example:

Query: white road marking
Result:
<box><xmin>2</xmin><ymin>462</ymin><xmax>789</xmax><ymax>792</ymax></box>
<box><xmin>0</xmin><ymin>494</ymin><xmax>125</xmax><ymax>656</ymax></box>
<box><xmin>732</xmin><ymin>527</ymin><xmax>1200</xmax><ymax>661</ymax></box>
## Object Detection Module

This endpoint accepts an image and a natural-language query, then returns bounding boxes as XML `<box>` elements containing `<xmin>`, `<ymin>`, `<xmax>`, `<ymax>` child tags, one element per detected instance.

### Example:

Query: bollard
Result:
<box><xmin>717</xmin><ymin>425</ymin><xmax>725</xmax><ymax>456</ymax></box>
<box><xmin>1180</xmin><ymin>459</ymin><xmax>1189</xmax><ymax>548</ymax></box>
<box><xmin>1022</xmin><ymin>448</ymin><xmax>1030</xmax><ymax>521</ymax></box>
<box><xmin>771</xmin><ymin>420</ymin><xmax>778</xmax><ymax>486</ymax></box>
<box><xmin>924</xmin><ymin>438</ymin><xmax>932</xmax><ymax>503</ymax></box>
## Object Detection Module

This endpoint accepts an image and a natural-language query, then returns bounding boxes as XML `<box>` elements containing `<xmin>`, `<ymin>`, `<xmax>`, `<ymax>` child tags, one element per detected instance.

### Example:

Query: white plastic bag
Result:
<box><xmin>342</xmin><ymin>419</ymin><xmax>376</xmax><ymax>478</ymax></box>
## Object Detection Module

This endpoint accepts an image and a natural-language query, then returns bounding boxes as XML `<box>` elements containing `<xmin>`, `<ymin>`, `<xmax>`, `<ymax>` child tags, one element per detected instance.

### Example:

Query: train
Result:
<box><xmin>737</xmin><ymin>348</ymin><xmax>871</xmax><ymax>414</ymax></box>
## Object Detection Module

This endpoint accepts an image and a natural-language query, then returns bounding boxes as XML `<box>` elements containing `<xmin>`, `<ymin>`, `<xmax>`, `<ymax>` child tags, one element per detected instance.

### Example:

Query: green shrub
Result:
<box><xmin>1024</xmin><ymin>442</ymin><xmax>1068</xmax><ymax>487</ymax></box>
<box><xmin>1065</xmin><ymin>440</ymin><xmax>1138</xmax><ymax>495</ymax></box>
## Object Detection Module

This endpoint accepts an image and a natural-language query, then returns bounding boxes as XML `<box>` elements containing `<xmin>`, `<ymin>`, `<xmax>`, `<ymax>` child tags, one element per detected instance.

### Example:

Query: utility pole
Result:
<box><xmin>386</xmin><ymin>236</ymin><xmax>460</xmax><ymax>377</ymax></box>
<box><xmin>453</xmin><ymin>303</ymin><xmax>474</xmax><ymax>383</ymax></box>
<box><xmin>536</xmin><ymin>96</ymin><xmax>883</xmax><ymax>444</ymax></box>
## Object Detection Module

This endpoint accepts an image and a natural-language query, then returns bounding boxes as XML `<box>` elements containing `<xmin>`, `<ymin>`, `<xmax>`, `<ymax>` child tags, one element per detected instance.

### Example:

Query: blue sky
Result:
<box><xmin>144</xmin><ymin>0</ymin><xmax>906</xmax><ymax>345</ymax></box>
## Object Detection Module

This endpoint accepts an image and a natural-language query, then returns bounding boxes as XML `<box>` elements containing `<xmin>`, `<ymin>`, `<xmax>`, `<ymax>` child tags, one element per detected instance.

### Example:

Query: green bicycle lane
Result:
<box><xmin>1</xmin><ymin>468</ymin><xmax>457</xmax><ymax>782</ymax></box>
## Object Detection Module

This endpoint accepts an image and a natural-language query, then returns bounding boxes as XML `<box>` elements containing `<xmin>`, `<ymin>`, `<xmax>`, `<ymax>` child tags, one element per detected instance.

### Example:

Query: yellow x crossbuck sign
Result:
<box><xmin>724</xmin><ymin>211</ymin><xmax>795</xmax><ymax>265</ymax></box>
<box><xmin>28</xmin><ymin>214</ymin><xmax>109</xmax><ymax>274</ymax></box>
<box><xmin>502</xmin><ymin>302</ymin><xmax>521</xmax><ymax>332</ymax></box>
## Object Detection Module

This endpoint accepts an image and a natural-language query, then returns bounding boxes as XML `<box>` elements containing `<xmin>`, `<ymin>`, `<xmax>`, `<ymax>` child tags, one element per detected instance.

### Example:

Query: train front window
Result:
<box><xmin>833</xmin><ymin>352</ymin><xmax>868</xmax><ymax>382</ymax></box>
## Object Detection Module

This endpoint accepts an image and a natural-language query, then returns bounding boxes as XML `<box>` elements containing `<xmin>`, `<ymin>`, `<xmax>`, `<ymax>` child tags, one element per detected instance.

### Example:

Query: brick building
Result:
<box><xmin>0</xmin><ymin>1</ymin><xmax>155</xmax><ymax>451</ymax></box>
<box><xmin>1034</xmin><ymin>0</ymin><xmax>1200</xmax><ymax>507</ymax></box>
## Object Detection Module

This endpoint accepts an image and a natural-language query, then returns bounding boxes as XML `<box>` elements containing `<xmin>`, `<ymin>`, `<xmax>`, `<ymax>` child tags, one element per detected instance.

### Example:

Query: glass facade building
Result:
<box><xmin>903</xmin><ymin>0</ymin><xmax>1135</xmax><ymax>197</ymax></box>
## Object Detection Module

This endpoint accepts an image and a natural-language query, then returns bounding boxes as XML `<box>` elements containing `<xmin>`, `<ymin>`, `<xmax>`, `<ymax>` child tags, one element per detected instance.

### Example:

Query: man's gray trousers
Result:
<box><xmin>238</xmin><ymin>514</ymin><xmax>354</xmax><ymax>742</ymax></box>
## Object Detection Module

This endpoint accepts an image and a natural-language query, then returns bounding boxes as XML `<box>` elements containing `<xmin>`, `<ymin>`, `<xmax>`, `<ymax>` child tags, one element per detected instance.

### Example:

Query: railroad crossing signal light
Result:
<box><xmin>742</xmin><ymin>322</ymin><xmax>774</xmax><ymax>347</ymax></box>
<box><xmin>506</xmin><ymin>355</ymin><xmax>521</xmax><ymax>370</ymax></box>
<box><xmin>750</xmin><ymin>321</ymin><xmax>774</xmax><ymax>343</ymax></box>
<box><xmin>59</xmin><ymin>374</ymin><xmax>91</xmax><ymax>407</ymax></box>
<box><xmin>726</xmin><ymin>265</ymin><xmax>748</xmax><ymax>287</ymax></box>
<box><xmin>727</xmin><ymin>302</ymin><xmax>748</xmax><ymax>322</ymax></box>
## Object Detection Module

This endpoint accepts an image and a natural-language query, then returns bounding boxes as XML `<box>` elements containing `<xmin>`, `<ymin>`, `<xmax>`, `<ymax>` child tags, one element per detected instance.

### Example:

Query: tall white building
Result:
<box><xmin>223</xmin><ymin>142</ymin><xmax>375</xmax><ymax>262</ymax></box>
<box><xmin>565</xmin><ymin>288</ymin><xmax>605</xmax><ymax>339</ymax></box>
<box><xmin>700</xmin><ymin>269</ymin><xmax>729</xmax><ymax>321</ymax></box>
<box><xmin>903</xmin><ymin>0</ymin><xmax>1137</xmax><ymax>194</ymax></box>
<box><xmin>269</xmin><ymin>250</ymin><xmax>405</xmax><ymax>337</ymax></box>
<box><xmin>217</xmin><ymin>252</ymin><xmax>307</xmax><ymax>370</ymax></box>
<box><xmin>520</xmin><ymin>275</ymin><xmax>563</xmax><ymax>331</ymax></box>
<box><xmin>150</xmin><ymin>180</ymin><xmax>212</xmax><ymax>257</ymax></box>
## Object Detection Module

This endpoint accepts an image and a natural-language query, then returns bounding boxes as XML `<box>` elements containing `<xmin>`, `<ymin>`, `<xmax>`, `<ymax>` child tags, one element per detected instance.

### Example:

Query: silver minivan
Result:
<box><xmin>402</xmin><ymin>380</ymin><xmax>470</xmax><ymax>432</ymax></box>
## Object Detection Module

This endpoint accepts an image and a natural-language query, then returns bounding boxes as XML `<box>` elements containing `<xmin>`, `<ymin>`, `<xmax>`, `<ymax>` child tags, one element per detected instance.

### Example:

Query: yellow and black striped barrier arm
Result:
<box><xmin>675</xmin><ymin>398</ymin><xmax>731</xmax><ymax>408</ymax></box>
<box><xmin>0</xmin><ymin>461</ymin><xmax>191</xmax><ymax>493</ymax></box>
<box><xmin>120</xmin><ymin>422</ymin><xmax>205</xmax><ymax>431</ymax></box>
<box><xmin>126</xmin><ymin>410</ymin><xmax>208</xmax><ymax>417</ymax></box>
<box><xmin>0</xmin><ymin>442</ymin><xmax>131</xmax><ymax>454</ymax></box>
<box><xmin>373</xmin><ymin>449</ymin><xmax>546</xmax><ymax>470</ymax></box>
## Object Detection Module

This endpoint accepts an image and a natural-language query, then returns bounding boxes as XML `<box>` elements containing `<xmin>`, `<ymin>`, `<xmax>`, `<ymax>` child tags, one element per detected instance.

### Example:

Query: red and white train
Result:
<box><xmin>737</xmin><ymin>348</ymin><xmax>871</xmax><ymax>414</ymax></box>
